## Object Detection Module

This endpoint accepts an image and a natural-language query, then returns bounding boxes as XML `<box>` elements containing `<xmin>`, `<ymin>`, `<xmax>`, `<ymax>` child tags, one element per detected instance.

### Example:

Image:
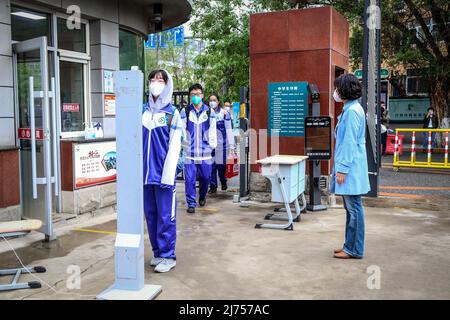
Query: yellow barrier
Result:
<box><xmin>393</xmin><ymin>128</ymin><xmax>449</xmax><ymax>170</ymax></box>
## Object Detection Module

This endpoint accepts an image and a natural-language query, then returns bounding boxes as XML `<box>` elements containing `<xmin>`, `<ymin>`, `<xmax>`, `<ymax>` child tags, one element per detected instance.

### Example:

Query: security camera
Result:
<box><xmin>153</xmin><ymin>15</ymin><xmax>162</xmax><ymax>23</ymax></box>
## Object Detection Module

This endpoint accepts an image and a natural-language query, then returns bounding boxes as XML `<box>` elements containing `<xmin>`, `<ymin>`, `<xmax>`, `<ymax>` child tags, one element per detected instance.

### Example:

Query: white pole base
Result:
<box><xmin>96</xmin><ymin>284</ymin><xmax>162</xmax><ymax>300</ymax></box>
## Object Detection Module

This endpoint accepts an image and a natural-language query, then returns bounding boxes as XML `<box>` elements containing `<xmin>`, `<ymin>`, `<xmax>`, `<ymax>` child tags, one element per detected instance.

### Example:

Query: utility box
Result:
<box><xmin>260</xmin><ymin>158</ymin><xmax>306</xmax><ymax>203</ymax></box>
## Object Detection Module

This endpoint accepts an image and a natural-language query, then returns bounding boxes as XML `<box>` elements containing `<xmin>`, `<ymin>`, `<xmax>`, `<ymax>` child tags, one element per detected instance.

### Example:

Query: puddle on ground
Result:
<box><xmin>0</xmin><ymin>220</ymin><xmax>115</xmax><ymax>269</ymax></box>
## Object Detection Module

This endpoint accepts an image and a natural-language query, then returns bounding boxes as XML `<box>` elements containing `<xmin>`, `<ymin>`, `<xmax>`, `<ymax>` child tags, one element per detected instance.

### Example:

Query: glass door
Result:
<box><xmin>13</xmin><ymin>36</ymin><xmax>57</xmax><ymax>241</ymax></box>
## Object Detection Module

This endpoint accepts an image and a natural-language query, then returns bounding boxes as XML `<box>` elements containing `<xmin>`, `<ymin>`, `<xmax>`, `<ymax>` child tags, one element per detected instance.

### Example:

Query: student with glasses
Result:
<box><xmin>180</xmin><ymin>83</ymin><xmax>217</xmax><ymax>214</ymax></box>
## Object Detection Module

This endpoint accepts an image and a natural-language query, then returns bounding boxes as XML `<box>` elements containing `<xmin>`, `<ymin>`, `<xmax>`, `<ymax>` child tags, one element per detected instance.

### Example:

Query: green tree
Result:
<box><xmin>331</xmin><ymin>0</ymin><xmax>449</xmax><ymax>127</ymax></box>
<box><xmin>145</xmin><ymin>34</ymin><xmax>200</xmax><ymax>92</ymax></box>
<box><xmin>190</xmin><ymin>0</ymin><xmax>296</xmax><ymax>101</ymax></box>
<box><xmin>191</xmin><ymin>0</ymin><xmax>449</xmax><ymax>126</ymax></box>
<box><xmin>381</xmin><ymin>0</ymin><xmax>449</xmax><ymax>127</ymax></box>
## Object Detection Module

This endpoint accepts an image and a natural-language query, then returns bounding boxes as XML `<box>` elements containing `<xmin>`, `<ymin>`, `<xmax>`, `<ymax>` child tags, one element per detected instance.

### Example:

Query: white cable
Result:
<box><xmin>1</xmin><ymin>234</ymin><xmax>58</xmax><ymax>294</ymax></box>
<box><xmin>1</xmin><ymin>235</ymin><xmax>96</xmax><ymax>298</ymax></box>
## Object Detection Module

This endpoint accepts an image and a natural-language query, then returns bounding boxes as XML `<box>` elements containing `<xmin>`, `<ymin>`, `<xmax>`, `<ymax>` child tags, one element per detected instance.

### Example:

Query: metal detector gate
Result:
<box><xmin>13</xmin><ymin>36</ymin><xmax>58</xmax><ymax>241</ymax></box>
<box><xmin>239</xmin><ymin>86</ymin><xmax>250</xmax><ymax>199</ymax></box>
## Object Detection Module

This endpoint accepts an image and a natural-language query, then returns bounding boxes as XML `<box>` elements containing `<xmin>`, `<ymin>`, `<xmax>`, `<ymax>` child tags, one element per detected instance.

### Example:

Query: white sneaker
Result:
<box><xmin>154</xmin><ymin>258</ymin><xmax>176</xmax><ymax>273</ymax></box>
<box><xmin>150</xmin><ymin>257</ymin><xmax>163</xmax><ymax>266</ymax></box>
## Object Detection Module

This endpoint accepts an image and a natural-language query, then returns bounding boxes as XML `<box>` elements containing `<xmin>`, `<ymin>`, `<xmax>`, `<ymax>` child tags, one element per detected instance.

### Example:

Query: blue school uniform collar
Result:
<box><xmin>190</xmin><ymin>103</ymin><xmax>208</xmax><ymax>114</ymax></box>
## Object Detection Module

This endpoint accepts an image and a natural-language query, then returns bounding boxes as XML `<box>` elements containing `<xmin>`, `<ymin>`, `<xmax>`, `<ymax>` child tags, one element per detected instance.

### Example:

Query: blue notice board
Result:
<box><xmin>145</xmin><ymin>26</ymin><xmax>184</xmax><ymax>49</ymax></box>
<box><xmin>268</xmin><ymin>82</ymin><xmax>309</xmax><ymax>137</ymax></box>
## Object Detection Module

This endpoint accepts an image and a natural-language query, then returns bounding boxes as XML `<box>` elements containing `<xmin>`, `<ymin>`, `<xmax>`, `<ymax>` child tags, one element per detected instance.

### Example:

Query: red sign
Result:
<box><xmin>18</xmin><ymin>128</ymin><xmax>44</xmax><ymax>140</ymax></box>
<box><xmin>104</xmin><ymin>95</ymin><xmax>116</xmax><ymax>116</ymax></box>
<box><xmin>63</xmin><ymin>103</ymin><xmax>80</xmax><ymax>112</ymax></box>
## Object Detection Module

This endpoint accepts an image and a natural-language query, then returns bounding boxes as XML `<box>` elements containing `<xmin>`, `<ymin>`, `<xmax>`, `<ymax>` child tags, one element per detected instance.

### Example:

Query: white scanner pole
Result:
<box><xmin>97</xmin><ymin>70</ymin><xmax>162</xmax><ymax>300</ymax></box>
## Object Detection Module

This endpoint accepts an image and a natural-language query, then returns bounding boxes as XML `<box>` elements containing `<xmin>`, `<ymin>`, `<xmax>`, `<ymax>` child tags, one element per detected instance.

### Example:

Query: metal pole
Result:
<box><xmin>362</xmin><ymin>0</ymin><xmax>379</xmax><ymax>197</ymax></box>
<box><xmin>156</xmin><ymin>33</ymin><xmax>160</xmax><ymax>67</ymax></box>
<box><xmin>239</xmin><ymin>86</ymin><xmax>249</xmax><ymax>199</ymax></box>
<box><xmin>361</xmin><ymin>0</ymin><xmax>369</xmax><ymax>113</ymax></box>
<box><xmin>306</xmin><ymin>87</ymin><xmax>327</xmax><ymax>211</ymax></box>
<box><xmin>376</xmin><ymin>0</ymin><xmax>382</xmax><ymax>173</ymax></box>
<box><xmin>40</xmin><ymin>36</ymin><xmax>54</xmax><ymax>241</ymax></box>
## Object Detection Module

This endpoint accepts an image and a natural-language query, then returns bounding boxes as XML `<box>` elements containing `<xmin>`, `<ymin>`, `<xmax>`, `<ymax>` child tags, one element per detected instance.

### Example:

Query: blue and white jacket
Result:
<box><xmin>181</xmin><ymin>103</ymin><xmax>217</xmax><ymax>161</ymax></box>
<box><xmin>212</xmin><ymin>106</ymin><xmax>234</xmax><ymax>162</ymax></box>
<box><xmin>142</xmin><ymin>71</ymin><xmax>183</xmax><ymax>186</ymax></box>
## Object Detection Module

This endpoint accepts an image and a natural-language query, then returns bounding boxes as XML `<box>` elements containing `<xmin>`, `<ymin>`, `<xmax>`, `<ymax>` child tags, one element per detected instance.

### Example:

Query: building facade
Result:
<box><xmin>0</xmin><ymin>0</ymin><xmax>191</xmax><ymax>237</ymax></box>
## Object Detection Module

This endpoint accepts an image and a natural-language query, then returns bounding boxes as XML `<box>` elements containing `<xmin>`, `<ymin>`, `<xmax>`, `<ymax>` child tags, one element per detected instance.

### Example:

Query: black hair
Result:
<box><xmin>189</xmin><ymin>83</ymin><xmax>203</xmax><ymax>94</ymax></box>
<box><xmin>334</xmin><ymin>73</ymin><xmax>362</xmax><ymax>100</ymax></box>
<box><xmin>427</xmin><ymin>107</ymin><xmax>435</xmax><ymax>112</ymax></box>
<box><xmin>209</xmin><ymin>93</ymin><xmax>221</xmax><ymax>108</ymax></box>
<box><xmin>148</xmin><ymin>69</ymin><xmax>168</xmax><ymax>83</ymax></box>
<box><xmin>209</xmin><ymin>93</ymin><xmax>221</xmax><ymax>102</ymax></box>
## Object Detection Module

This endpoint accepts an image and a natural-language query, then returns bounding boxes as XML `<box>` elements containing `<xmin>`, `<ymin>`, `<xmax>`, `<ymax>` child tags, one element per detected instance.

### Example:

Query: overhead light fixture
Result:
<box><xmin>11</xmin><ymin>11</ymin><xmax>46</xmax><ymax>21</ymax></box>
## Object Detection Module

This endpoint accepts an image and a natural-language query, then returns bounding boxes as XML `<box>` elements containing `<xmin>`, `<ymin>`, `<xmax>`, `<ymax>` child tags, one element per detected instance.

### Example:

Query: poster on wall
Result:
<box><xmin>104</xmin><ymin>94</ymin><xmax>116</xmax><ymax>116</ymax></box>
<box><xmin>268</xmin><ymin>82</ymin><xmax>309</xmax><ymax>137</ymax></box>
<box><xmin>104</xmin><ymin>70</ymin><xmax>114</xmax><ymax>94</ymax></box>
<box><xmin>74</xmin><ymin>141</ymin><xmax>117</xmax><ymax>189</ymax></box>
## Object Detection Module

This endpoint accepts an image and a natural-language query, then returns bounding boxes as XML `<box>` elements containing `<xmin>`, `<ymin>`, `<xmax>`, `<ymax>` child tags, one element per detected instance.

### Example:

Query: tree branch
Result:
<box><xmin>425</xmin><ymin>0</ymin><xmax>450</xmax><ymax>59</ymax></box>
<box><xmin>404</xmin><ymin>0</ymin><xmax>444</xmax><ymax>61</ymax></box>
<box><xmin>390</xmin><ymin>15</ymin><xmax>435</xmax><ymax>61</ymax></box>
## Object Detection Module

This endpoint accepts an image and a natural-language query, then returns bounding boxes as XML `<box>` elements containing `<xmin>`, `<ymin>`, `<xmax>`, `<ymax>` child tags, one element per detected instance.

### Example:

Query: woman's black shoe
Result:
<box><xmin>199</xmin><ymin>199</ymin><xmax>206</xmax><ymax>207</ymax></box>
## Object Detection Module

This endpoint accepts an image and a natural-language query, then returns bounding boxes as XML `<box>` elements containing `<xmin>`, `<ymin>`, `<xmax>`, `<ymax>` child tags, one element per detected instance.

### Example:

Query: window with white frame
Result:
<box><xmin>56</xmin><ymin>16</ymin><xmax>90</xmax><ymax>136</ymax></box>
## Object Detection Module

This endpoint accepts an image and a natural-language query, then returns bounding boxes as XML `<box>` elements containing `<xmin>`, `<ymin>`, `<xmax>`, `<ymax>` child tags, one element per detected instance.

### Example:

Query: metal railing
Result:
<box><xmin>393</xmin><ymin>128</ymin><xmax>449</xmax><ymax>170</ymax></box>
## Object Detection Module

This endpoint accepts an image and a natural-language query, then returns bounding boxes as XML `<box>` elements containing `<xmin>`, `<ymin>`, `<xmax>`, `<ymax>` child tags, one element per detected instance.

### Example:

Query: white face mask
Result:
<box><xmin>209</xmin><ymin>101</ymin><xmax>218</xmax><ymax>109</ymax></box>
<box><xmin>224</xmin><ymin>106</ymin><xmax>231</xmax><ymax>112</ymax></box>
<box><xmin>333</xmin><ymin>89</ymin><xmax>343</xmax><ymax>103</ymax></box>
<box><xmin>150</xmin><ymin>81</ymin><xmax>165</xmax><ymax>97</ymax></box>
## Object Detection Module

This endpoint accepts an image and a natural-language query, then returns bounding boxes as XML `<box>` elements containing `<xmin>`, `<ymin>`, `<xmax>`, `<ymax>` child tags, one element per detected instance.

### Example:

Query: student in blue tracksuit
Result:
<box><xmin>331</xmin><ymin>73</ymin><xmax>370</xmax><ymax>260</ymax></box>
<box><xmin>208</xmin><ymin>94</ymin><xmax>235</xmax><ymax>194</ymax></box>
<box><xmin>181</xmin><ymin>83</ymin><xmax>217</xmax><ymax>214</ymax></box>
<box><xmin>143</xmin><ymin>69</ymin><xmax>183</xmax><ymax>273</ymax></box>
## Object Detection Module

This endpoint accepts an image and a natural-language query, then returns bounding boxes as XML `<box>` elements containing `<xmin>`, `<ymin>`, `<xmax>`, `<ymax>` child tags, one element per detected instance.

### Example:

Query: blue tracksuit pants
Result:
<box><xmin>184</xmin><ymin>161</ymin><xmax>211</xmax><ymax>208</ymax></box>
<box><xmin>144</xmin><ymin>184</ymin><xmax>177</xmax><ymax>259</ymax></box>
<box><xmin>210</xmin><ymin>149</ymin><xmax>226</xmax><ymax>188</ymax></box>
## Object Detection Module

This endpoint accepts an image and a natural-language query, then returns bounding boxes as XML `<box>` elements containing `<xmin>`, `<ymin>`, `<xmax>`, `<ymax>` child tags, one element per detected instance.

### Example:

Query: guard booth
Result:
<box><xmin>0</xmin><ymin>0</ymin><xmax>192</xmax><ymax>238</ymax></box>
<box><xmin>249</xmin><ymin>6</ymin><xmax>349</xmax><ymax>194</ymax></box>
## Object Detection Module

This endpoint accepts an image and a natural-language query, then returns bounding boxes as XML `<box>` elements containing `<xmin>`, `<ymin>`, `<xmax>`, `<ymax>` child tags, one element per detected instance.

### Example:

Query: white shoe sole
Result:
<box><xmin>150</xmin><ymin>259</ymin><xmax>163</xmax><ymax>267</ymax></box>
<box><xmin>154</xmin><ymin>264</ymin><xmax>176</xmax><ymax>273</ymax></box>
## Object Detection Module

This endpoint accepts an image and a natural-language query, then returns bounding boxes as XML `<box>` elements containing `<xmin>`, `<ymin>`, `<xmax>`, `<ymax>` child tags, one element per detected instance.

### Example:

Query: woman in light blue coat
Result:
<box><xmin>331</xmin><ymin>73</ymin><xmax>370</xmax><ymax>259</ymax></box>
